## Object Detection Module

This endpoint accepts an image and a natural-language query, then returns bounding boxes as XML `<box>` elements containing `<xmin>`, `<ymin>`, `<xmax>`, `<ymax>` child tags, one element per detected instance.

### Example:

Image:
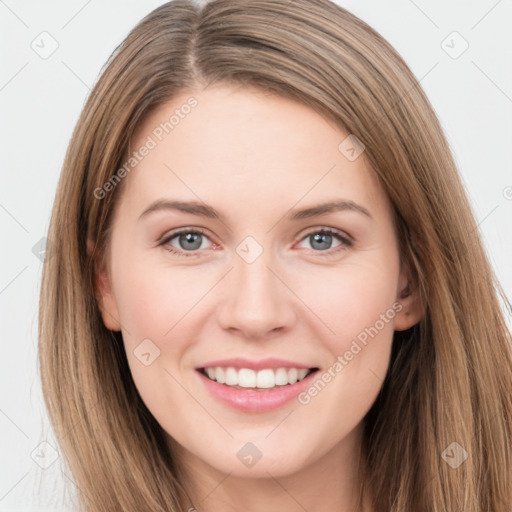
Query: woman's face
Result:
<box><xmin>95</xmin><ymin>84</ymin><xmax>420</xmax><ymax>480</ymax></box>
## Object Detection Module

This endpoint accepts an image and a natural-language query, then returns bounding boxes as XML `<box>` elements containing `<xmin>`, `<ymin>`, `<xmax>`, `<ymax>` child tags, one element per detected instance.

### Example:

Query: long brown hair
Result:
<box><xmin>38</xmin><ymin>0</ymin><xmax>512</xmax><ymax>510</ymax></box>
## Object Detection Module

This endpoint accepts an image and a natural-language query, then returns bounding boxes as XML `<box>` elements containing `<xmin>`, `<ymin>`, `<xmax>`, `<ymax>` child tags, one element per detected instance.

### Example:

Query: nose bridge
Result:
<box><xmin>235</xmin><ymin>250</ymin><xmax>276</xmax><ymax>301</ymax></box>
<box><xmin>217</xmin><ymin>239</ymin><xmax>293</xmax><ymax>337</ymax></box>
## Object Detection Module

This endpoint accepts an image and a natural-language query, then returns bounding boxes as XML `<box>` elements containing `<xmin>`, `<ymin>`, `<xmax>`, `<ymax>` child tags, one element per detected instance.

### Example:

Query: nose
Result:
<box><xmin>216</xmin><ymin>249</ymin><xmax>296</xmax><ymax>340</ymax></box>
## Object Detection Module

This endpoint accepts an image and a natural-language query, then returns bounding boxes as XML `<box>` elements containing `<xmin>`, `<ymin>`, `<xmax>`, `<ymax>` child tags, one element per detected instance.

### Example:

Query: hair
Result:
<box><xmin>38</xmin><ymin>0</ymin><xmax>512</xmax><ymax>510</ymax></box>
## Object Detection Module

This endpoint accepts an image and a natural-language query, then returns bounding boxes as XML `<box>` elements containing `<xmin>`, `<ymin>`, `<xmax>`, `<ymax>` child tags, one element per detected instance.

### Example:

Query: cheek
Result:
<box><xmin>112</xmin><ymin>253</ymin><xmax>209</xmax><ymax>338</ymax></box>
<box><xmin>292</xmin><ymin>260</ymin><xmax>399</xmax><ymax>430</ymax></box>
<box><xmin>295</xmin><ymin>259</ymin><xmax>399</xmax><ymax>348</ymax></box>
<box><xmin>110</xmin><ymin>256</ymin><xmax>209</xmax><ymax>389</ymax></box>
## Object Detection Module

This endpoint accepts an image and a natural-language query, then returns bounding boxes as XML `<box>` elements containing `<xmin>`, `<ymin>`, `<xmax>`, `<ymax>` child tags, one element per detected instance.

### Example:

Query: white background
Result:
<box><xmin>1</xmin><ymin>0</ymin><xmax>511</xmax><ymax>510</ymax></box>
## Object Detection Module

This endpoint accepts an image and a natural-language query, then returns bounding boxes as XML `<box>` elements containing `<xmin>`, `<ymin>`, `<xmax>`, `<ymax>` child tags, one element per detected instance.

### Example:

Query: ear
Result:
<box><xmin>393</xmin><ymin>265</ymin><xmax>423</xmax><ymax>331</ymax></box>
<box><xmin>88</xmin><ymin>239</ymin><xmax>122</xmax><ymax>332</ymax></box>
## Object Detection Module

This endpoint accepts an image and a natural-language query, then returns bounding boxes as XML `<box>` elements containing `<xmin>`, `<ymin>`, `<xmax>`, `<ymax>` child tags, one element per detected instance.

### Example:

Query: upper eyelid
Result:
<box><xmin>160</xmin><ymin>227</ymin><xmax>207</xmax><ymax>242</ymax></box>
<box><xmin>302</xmin><ymin>228</ymin><xmax>352</xmax><ymax>243</ymax></box>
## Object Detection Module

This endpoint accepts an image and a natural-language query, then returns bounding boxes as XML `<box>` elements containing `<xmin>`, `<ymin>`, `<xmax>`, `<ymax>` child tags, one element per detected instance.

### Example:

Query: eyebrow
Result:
<box><xmin>139</xmin><ymin>199</ymin><xmax>226</xmax><ymax>221</ymax></box>
<box><xmin>287</xmin><ymin>199</ymin><xmax>372</xmax><ymax>220</ymax></box>
<box><xmin>138</xmin><ymin>198</ymin><xmax>372</xmax><ymax>222</ymax></box>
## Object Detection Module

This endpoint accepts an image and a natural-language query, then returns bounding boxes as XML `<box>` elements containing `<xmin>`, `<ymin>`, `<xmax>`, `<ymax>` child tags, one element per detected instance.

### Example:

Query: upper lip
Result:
<box><xmin>196</xmin><ymin>358</ymin><xmax>316</xmax><ymax>371</ymax></box>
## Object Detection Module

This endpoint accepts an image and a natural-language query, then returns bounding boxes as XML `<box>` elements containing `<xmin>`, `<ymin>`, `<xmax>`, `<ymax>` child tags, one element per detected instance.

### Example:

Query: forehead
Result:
<box><xmin>120</xmin><ymin>84</ymin><xmax>388</xmax><ymax>220</ymax></box>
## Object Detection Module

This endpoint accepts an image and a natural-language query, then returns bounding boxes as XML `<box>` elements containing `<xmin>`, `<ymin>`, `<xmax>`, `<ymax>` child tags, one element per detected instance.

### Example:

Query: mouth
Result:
<box><xmin>195</xmin><ymin>358</ymin><xmax>320</xmax><ymax>412</ymax></box>
<box><xmin>195</xmin><ymin>360</ymin><xmax>320</xmax><ymax>412</ymax></box>
<box><xmin>198</xmin><ymin>366</ymin><xmax>319</xmax><ymax>391</ymax></box>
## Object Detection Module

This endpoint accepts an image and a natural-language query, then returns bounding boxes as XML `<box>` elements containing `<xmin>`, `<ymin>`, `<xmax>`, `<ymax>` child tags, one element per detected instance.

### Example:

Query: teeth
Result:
<box><xmin>297</xmin><ymin>368</ymin><xmax>309</xmax><ymax>381</ymax></box>
<box><xmin>203</xmin><ymin>366</ymin><xmax>312</xmax><ymax>389</ymax></box>
<box><xmin>288</xmin><ymin>368</ymin><xmax>298</xmax><ymax>384</ymax></box>
<box><xmin>238</xmin><ymin>368</ymin><xmax>256</xmax><ymax>388</ymax></box>
<box><xmin>215</xmin><ymin>367</ymin><xmax>226</xmax><ymax>384</ymax></box>
<box><xmin>256</xmin><ymin>369</ymin><xmax>275</xmax><ymax>389</ymax></box>
<box><xmin>275</xmin><ymin>368</ymin><xmax>288</xmax><ymax>386</ymax></box>
<box><xmin>225</xmin><ymin>367</ymin><xmax>238</xmax><ymax>386</ymax></box>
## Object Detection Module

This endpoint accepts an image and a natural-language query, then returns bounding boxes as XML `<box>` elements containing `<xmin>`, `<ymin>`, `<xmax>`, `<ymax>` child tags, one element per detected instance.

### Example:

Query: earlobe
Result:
<box><xmin>88</xmin><ymin>239</ymin><xmax>122</xmax><ymax>332</ymax></box>
<box><xmin>393</xmin><ymin>271</ymin><xmax>423</xmax><ymax>331</ymax></box>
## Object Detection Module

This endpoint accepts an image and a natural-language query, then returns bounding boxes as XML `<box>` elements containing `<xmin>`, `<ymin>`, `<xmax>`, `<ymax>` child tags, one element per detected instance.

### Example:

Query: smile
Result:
<box><xmin>201</xmin><ymin>366</ymin><xmax>314</xmax><ymax>389</ymax></box>
<box><xmin>196</xmin><ymin>359</ymin><xmax>320</xmax><ymax>413</ymax></box>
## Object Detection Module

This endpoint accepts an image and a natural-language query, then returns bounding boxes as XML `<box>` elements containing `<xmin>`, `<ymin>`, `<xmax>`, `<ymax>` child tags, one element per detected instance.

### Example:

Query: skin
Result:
<box><xmin>93</xmin><ymin>84</ymin><xmax>422</xmax><ymax>512</ymax></box>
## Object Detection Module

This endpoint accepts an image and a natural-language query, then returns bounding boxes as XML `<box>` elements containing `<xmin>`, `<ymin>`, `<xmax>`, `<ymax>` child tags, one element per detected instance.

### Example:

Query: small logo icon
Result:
<box><xmin>237</xmin><ymin>442</ymin><xmax>263</xmax><ymax>468</ymax></box>
<box><xmin>32</xmin><ymin>236</ymin><xmax>54</xmax><ymax>262</ymax></box>
<box><xmin>338</xmin><ymin>134</ymin><xmax>365</xmax><ymax>161</ymax></box>
<box><xmin>30</xmin><ymin>31</ymin><xmax>59</xmax><ymax>60</ymax></box>
<box><xmin>236</xmin><ymin>236</ymin><xmax>263</xmax><ymax>264</ymax></box>
<box><xmin>441</xmin><ymin>31</ymin><xmax>469</xmax><ymax>60</ymax></box>
<box><xmin>441</xmin><ymin>441</ymin><xmax>468</xmax><ymax>469</ymax></box>
<box><xmin>31</xmin><ymin>441</ymin><xmax>59</xmax><ymax>469</ymax></box>
<box><xmin>133</xmin><ymin>338</ymin><xmax>161</xmax><ymax>366</ymax></box>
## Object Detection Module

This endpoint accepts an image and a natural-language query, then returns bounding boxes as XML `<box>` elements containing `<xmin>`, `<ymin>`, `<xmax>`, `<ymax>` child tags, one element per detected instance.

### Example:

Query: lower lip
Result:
<box><xmin>196</xmin><ymin>370</ymin><xmax>317</xmax><ymax>413</ymax></box>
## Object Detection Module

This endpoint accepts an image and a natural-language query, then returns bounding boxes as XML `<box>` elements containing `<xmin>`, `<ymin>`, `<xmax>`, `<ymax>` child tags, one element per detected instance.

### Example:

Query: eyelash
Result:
<box><xmin>159</xmin><ymin>227</ymin><xmax>353</xmax><ymax>258</ymax></box>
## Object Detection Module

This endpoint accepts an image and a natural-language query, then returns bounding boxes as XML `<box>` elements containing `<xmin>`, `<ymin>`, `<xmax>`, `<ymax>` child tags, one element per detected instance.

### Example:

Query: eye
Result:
<box><xmin>159</xmin><ymin>227</ymin><xmax>353</xmax><ymax>258</ymax></box>
<box><xmin>296</xmin><ymin>228</ymin><xmax>353</xmax><ymax>256</ymax></box>
<box><xmin>160</xmin><ymin>228</ymin><xmax>214</xmax><ymax>257</ymax></box>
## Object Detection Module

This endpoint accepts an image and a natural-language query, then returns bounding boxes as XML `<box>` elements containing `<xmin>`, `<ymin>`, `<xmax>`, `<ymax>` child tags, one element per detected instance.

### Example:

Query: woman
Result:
<box><xmin>38</xmin><ymin>0</ymin><xmax>512</xmax><ymax>510</ymax></box>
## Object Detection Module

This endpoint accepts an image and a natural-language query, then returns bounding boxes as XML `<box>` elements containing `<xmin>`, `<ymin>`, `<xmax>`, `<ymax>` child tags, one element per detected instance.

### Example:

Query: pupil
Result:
<box><xmin>311</xmin><ymin>233</ymin><xmax>332</xmax><ymax>250</ymax></box>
